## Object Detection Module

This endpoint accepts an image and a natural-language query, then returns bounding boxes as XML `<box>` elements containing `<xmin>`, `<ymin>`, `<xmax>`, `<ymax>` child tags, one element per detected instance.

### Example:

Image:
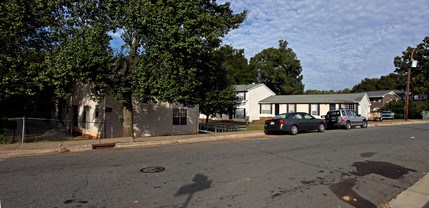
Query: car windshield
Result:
<box><xmin>274</xmin><ymin>114</ymin><xmax>288</xmax><ymax>119</ymax></box>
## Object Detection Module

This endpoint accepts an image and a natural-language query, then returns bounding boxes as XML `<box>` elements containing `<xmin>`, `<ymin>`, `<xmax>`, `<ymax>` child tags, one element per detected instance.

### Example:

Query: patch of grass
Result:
<box><xmin>201</xmin><ymin>119</ymin><xmax>266</xmax><ymax>131</ymax></box>
<box><xmin>247</xmin><ymin>120</ymin><xmax>265</xmax><ymax>130</ymax></box>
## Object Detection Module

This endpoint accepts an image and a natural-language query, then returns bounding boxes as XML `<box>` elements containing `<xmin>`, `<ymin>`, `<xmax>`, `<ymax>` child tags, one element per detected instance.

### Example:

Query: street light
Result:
<box><xmin>405</xmin><ymin>51</ymin><xmax>418</xmax><ymax>121</ymax></box>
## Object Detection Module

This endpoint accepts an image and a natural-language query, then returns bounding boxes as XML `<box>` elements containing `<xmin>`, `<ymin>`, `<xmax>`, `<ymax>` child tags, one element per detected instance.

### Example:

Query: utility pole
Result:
<box><xmin>405</xmin><ymin>52</ymin><xmax>413</xmax><ymax>121</ymax></box>
<box><xmin>405</xmin><ymin>51</ymin><xmax>418</xmax><ymax>121</ymax></box>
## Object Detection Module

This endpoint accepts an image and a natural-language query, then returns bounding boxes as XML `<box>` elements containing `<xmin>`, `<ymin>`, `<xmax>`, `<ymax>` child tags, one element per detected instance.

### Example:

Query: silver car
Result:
<box><xmin>325</xmin><ymin>109</ymin><xmax>368</xmax><ymax>129</ymax></box>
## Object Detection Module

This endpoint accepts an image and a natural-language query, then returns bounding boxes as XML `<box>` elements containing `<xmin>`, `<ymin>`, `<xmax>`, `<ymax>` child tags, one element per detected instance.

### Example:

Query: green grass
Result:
<box><xmin>247</xmin><ymin>120</ymin><xmax>265</xmax><ymax>130</ymax></box>
<box><xmin>201</xmin><ymin>119</ymin><xmax>266</xmax><ymax>131</ymax></box>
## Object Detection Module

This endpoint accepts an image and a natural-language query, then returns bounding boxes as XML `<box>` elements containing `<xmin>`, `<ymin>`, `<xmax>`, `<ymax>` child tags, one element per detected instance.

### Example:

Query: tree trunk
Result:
<box><xmin>122</xmin><ymin>93</ymin><xmax>133</xmax><ymax>138</ymax></box>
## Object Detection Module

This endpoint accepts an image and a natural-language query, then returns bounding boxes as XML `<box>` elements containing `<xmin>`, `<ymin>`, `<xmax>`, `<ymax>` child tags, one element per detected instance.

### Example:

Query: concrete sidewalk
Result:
<box><xmin>1</xmin><ymin>120</ymin><xmax>428</xmax><ymax>159</ymax></box>
<box><xmin>0</xmin><ymin>130</ymin><xmax>265</xmax><ymax>159</ymax></box>
<box><xmin>1</xmin><ymin>121</ymin><xmax>428</xmax><ymax>207</ymax></box>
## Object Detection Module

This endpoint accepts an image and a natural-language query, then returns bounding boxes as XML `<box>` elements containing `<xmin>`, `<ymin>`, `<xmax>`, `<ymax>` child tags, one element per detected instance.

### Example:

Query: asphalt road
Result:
<box><xmin>1</xmin><ymin>123</ymin><xmax>428</xmax><ymax>208</ymax></box>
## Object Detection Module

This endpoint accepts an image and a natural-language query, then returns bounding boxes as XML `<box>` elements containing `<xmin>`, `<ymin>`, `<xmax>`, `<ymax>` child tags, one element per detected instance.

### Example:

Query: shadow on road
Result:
<box><xmin>175</xmin><ymin>173</ymin><xmax>212</xmax><ymax>208</ymax></box>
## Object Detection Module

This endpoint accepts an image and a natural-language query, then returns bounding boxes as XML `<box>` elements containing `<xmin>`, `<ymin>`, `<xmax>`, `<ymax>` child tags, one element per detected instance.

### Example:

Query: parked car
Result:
<box><xmin>325</xmin><ymin>109</ymin><xmax>368</xmax><ymax>129</ymax></box>
<box><xmin>264</xmin><ymin>112</ymin><xmax>327</xmax><ymax>135</ymax></box>
<box><xmin>381</xmin><ymin>111</ymin><xmax>395</xmax><ymax>120</ymax></box>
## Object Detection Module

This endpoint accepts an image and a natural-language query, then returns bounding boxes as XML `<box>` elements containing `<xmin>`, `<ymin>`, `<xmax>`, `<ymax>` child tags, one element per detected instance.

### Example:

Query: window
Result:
<box><xmin>274</xmin><ymin>114</ymin><xmax>287</xmax><ymax>119</ymax></box>
<box><xmin>330</xmin><ymin>104</ymin><xmax>336</xmax><ymax>110</ymax></box>
<box><xmin>95</xmin><ymin>104</ymin><xmax>99</xmax><ymax>118</ymax></box>
<box><xmin>260</xmin><ymin>104</ymin><xmax>272</xmax><ymax>114</ymax></box>
<box><xmin>346</xmin><ymin>110</ymin><xmax>352</xmax><ymax>116</ymax></box>
<box><xmin>235</xmin><ymin>108</ymin><xmax>246</xmax><ymax>119</ymax></box>
<box><xmin>237</xmin><ymin>92</ymin><xmax>246</xmax><ymax>101</ymax></box>
<box><xmin>293</xmin><ymin>114</ymin><xmax>303</xmax><ymax>119</ymax></box>
<box><xmin>303</xmin><ymin>113</ymin><xmax>313</xmax><ymax>119</ymax></box>
<box><xmin>309</xmin><ymin>104</ymin><xmax>320</xmax><ymax>116</ymax></box>
<box><xmin>288</xmin><ymin>104</ymin><xmax>296</xmax><ymax>113</ymax></box>
<box><xmin>173</xmin><ymin>109</ymin><xmax>187</xmax><ymax>125</ymax></box>
<box><xmin>341</xmin><ymin>104</ymin><xmax>356</xmax><ymax>111</ymax></box>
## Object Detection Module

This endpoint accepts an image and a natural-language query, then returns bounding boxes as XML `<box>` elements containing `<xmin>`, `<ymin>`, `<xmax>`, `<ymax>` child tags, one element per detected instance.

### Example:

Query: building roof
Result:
<box><xmin>259</xmin><ymin>93</ymin><xmax>368</xmax><ymax>104</ymax></box>
<box><xmin>235</xmin><ymin>83</ymin><xmax>265</xmax><ymax>92</ymax></box>
<box><xmin>365</xmin><ymin>90</ymin><xmax>399</xmax><ymax>98</ymax></box>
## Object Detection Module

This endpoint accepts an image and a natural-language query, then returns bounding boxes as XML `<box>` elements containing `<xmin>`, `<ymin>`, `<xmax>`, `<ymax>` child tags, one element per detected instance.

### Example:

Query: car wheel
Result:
<box><xmin>264</xmin><ymin>130</ymin><xmax>271</xmax><ymax>135</ymax></box>
<box><xmin>317</xmin><ymin>123</ymin><xmax>325</xmax><ymax>132</ymax></box>
<box><xmin>361</xmin><ymin>120</ymin><xmax>368</xmax><ymax>128</ymax></box>
<box><xmin>345</xmin><ymin>121</ymin><xmax>351</xmax><ymax>130</ymax></box>
<box><xmin>290</xmin><ymin>125</ymin><xmax>298</xmax><ymax>135</ymax></box>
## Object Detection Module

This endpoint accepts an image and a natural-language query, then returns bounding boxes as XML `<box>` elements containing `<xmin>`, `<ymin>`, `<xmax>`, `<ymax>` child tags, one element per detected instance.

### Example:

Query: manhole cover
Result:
<box><xmin>140</xmin><ymin>166</ymin><xmax>165</xmax><ymax>173</ymax></box>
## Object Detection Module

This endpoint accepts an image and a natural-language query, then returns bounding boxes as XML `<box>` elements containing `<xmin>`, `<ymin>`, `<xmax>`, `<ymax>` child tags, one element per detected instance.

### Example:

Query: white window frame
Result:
<box><xmin>173</xmin><ymin>108</ymin><xmax>187</xmax><ymax>125</ymax></box>
<box><xmin>260</xmin><ymin>104</ymin><xmax>272</xmax><ymax>114</ymax></box>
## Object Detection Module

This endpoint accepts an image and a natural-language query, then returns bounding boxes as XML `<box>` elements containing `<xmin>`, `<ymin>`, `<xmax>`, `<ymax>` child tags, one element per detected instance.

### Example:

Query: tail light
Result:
<box><xmin>279</xmin><ymin>119</ymin><xmax>285</xmax><ymax>124</ymax></box>
<box><xmin>341</xmin><ymin>117</ymin><xmax>344</xmax><ymax>122</ymax></box>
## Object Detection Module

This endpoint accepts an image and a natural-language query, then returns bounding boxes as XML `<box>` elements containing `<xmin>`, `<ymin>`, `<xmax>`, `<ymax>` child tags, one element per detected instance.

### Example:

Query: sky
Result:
<box><xmin>110</xmin><ymin>0</ymin><xmax>429</xmax><ymax>91</ymax></box>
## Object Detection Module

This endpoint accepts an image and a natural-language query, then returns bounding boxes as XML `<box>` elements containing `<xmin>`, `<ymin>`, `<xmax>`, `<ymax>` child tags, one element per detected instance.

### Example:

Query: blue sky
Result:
<box><xmin>110</xmin><ymin>0</ymin><xmax>429</xmax><ymax>91</ymax></box>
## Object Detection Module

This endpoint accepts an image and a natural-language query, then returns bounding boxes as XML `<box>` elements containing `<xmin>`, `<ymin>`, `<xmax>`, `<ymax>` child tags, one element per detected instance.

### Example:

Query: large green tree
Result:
<box><xmin>198</xmin><ymin>50</ymin><xmax>238</xmax><ymax>123</ymax></box>
<box><xmin>0</xmin><ymin>0</ymin><xmax>60</xmax><ymax>117</ymax></box>
<box><xmin>250</xmin><ymin>40</ymin><xmax>304</xmax><ymax>95</ymax></box>
<box><xmin>1</xmin><ymin>0</ymin><xmax>246</xmax><ymax>137</ymax></box>
<box><xmin>99</xmin><ymin>0</ymin><xmax>245</xmax><ymax>136</ymax></box>
<box><xmin>45</xmin><ymin>0</ymin><xmax>115</xmax><ymax>99</ymax></box>
<box><xmin>351</xmin><ymin>73</ymin><xmax>405</xmax><ymax>93</ymax></box>
<box><xmin>394</xmin><ymin>36</ymin><xmax>429</xmax><ymax>97</ymax></box>
<box><xmin>217</xmin><ymin>45</ymin><xmax>257</xmax><ymax>85</ymax></box>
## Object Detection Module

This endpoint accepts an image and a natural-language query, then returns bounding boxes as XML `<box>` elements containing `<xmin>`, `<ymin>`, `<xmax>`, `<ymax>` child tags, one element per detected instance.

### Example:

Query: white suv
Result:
<box><xmin>325</xmin><ymin>109</ymin><xmax>368</xmax><ymax>129</ymax></box>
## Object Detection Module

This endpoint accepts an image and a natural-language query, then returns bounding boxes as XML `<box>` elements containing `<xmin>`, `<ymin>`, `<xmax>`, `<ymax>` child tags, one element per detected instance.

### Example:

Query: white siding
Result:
<box><xmin>246</xmin><ymin>85</ymin><xmax>276</xmax><ymax>121</ymax></box>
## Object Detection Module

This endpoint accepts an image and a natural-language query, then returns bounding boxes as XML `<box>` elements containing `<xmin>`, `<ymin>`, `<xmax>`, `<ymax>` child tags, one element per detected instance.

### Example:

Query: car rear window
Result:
<box><xmin>328</xmin><ymin>111</ymin><xmax>340</xmax><ymax>116</ymax></box>
<box><xmin>274</xmin><ymin>114</ymin><xmax>288</xmax><ymax>119</ymax></box>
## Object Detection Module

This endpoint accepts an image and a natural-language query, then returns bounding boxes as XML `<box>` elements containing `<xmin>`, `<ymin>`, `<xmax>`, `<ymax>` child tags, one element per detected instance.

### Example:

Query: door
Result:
<box><xmin>350</xmin><ymin>110</ymin><xmax>363</xmax><ymax>125</ymax></box>
<box><xmin>83</xmin><ymin>106</ymin><xmax>90</xmax><ymax>129</ymax></box>
<box><xmin>72</xmin><ymin>105</ymin><xmax>78</xmax><ymax>126</ymax></box>
<box><xmin>275</xmin><ymin>104</ymin><xmax>280</xmax><ymax>115</ymax></box>
<box><xmin>301</xmin><ymin>113</ymin><xmax>315</xmax><ymax>130</ymax></box>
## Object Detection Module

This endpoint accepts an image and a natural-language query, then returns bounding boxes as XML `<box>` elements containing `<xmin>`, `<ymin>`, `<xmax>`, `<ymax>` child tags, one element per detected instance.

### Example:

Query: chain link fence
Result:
<box><xmin>1</xmin><ymin>117</ymin><xmax>115</xmax><ymax>144</ymax></box>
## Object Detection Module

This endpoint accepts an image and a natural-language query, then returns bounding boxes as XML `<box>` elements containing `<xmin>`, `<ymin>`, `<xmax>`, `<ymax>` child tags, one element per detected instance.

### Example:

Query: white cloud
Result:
<box><xmin>222</xmin><ymin>0</ymin><xmax>429</xmax><ymax>90</ymax></box>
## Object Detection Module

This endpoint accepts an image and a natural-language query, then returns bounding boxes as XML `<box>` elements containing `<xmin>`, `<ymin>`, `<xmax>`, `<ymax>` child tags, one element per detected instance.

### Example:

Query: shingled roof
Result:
<box><xmin>235</xmin><ymin>83</ymin><xmax>264</xmax><ymax>92</ymax></box>
<box><xmin>259</xmin><ymin>93</ymin><xmax>368</xmax><ymax>104</ymax></box>
<box><xmin>365</xmin><ymin>90</ymin><xmax>399</xmax><ymax>98</ymax></box>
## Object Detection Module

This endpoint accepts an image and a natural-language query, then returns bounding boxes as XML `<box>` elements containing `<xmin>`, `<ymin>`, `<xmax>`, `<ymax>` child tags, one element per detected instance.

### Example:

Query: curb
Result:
<box><xmin>0</xmin><ymin>131</ymin><xmax>266</xmax><ymax>159</ymax></box>
<box><xmin>1</xmin><ymin>121</ymin><xmax>428</xmax><ymax>159</ymax></box>
<box><xmin>388</xmin><ymin>172</ymin><xmax>429</xmax><ymax>208</ymax></box>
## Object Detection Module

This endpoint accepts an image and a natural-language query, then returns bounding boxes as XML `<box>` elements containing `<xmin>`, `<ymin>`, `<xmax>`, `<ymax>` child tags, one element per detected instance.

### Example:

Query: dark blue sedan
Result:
<box><xmin>264</xmin><ymin>112</ymin><xmax>327</xmax><ymax>135</ymax></box>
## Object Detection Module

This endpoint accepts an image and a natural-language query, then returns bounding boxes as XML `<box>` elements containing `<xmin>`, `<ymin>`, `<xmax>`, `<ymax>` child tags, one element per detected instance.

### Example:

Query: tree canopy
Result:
<box><xmin>108</xmin><ymin>0</ymin><xmax>246</xmax><ymax>136</ymax></box>
<box><xmin>394</xmin><ymin>36</ymin><xmax>429</xmax><ymax>97</ymax></box>
<box><xmin>0</xmin><ymin>0</ymin><xmax>61</xmax><ymax>117</ymax></box>
<box><xmin>198</xmin><ymin>49</ymin><xmax>238</xmax><ymax>122</ymax></box>
<box><xmin>0</xmin><ymin>0</ymin><xmax>246</xmax><ymax>136</ymax></box>
<box><xmin>250</xmin><ymin>40</ymin><xmax>304</xmax><ymax>95</ymax></box>
<box><xmin>350</xmin><ymin>73</ymin><xmax>404</xmax><ymax>93</ymax></box>
<box><xmin>218</xmin><ymin>45</ymin><xmax>257</xmax><ymax>85</ymax></box>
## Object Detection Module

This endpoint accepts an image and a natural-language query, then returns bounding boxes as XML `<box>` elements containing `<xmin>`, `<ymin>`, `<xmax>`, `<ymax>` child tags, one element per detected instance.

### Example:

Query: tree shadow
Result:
<box><xmin>175</xmin><ymin>174</ymin><xmax>212</xmax><ymax>208</ymax></box>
